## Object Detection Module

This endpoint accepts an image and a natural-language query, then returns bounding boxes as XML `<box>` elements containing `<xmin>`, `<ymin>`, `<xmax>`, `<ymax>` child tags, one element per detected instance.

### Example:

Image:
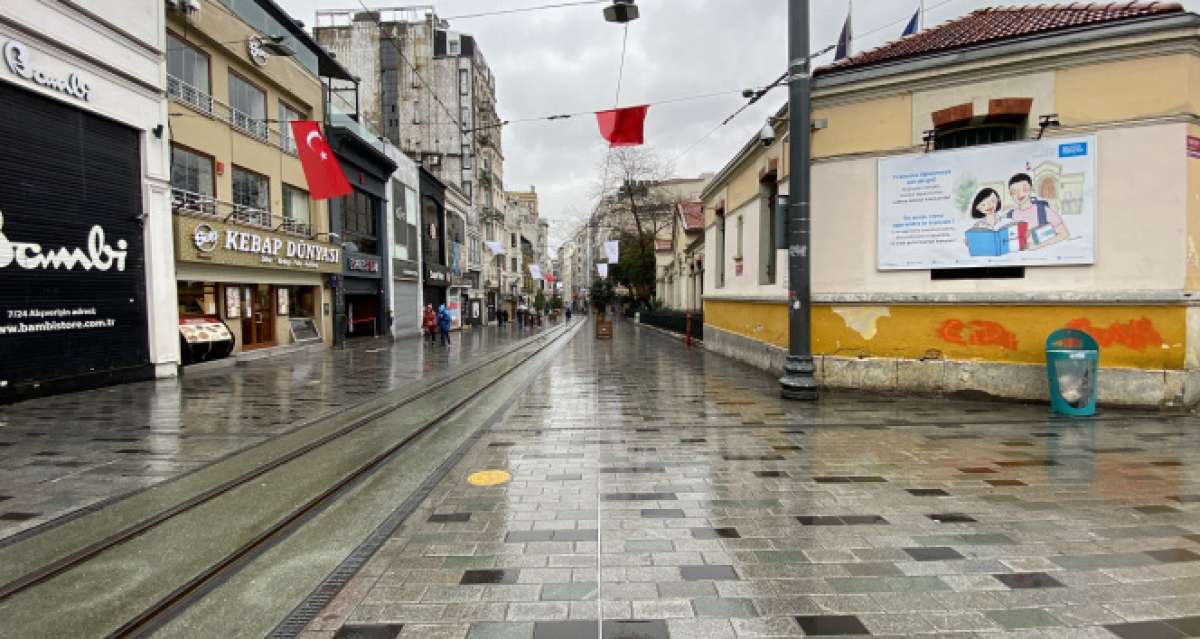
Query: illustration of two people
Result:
<box><xmin>969</xmin><ymin>173</ymin><xmax>1069</xmax><ymax>250</ymax></box>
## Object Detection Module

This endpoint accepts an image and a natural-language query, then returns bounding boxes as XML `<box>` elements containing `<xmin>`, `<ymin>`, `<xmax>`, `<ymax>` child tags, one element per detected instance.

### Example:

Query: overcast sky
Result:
<box><xmin>278</xmin><ymin>0</ymin><xmax>1200</xmax><ymax>251</ymax></box>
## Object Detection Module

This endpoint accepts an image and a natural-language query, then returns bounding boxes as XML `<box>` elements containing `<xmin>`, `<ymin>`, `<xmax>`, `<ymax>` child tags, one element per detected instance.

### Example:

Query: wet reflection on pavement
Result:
<box><xmin>304</xmin><ymin>321</ymin><xmax>1200</xmax><ymax>638</ymax></box>
<box><xmin>0</xmin><ymin>325</ymin><xmax>549</xmax><ymax>540</ymax></box>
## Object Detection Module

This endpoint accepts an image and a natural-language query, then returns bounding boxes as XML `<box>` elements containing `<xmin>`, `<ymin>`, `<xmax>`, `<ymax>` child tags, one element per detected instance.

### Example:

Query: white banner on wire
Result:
<box><xmin>596</xmin><ymin>263</ymin><xmax>608</xmax><ymax>278</ymax></box>
<box><xmin>603</xmin><ymin>240</ymin><xmax>619</xmax><ymax>264</ymax></box>
<box><xmin>485</xmin><ymin>240</ymin><xmax>504</xmax><ymax>255</ymax></box>
<box><xmin>529</xmin><ymin>264</ymin><xmax>542</xmax><ymax>279</ymax></box>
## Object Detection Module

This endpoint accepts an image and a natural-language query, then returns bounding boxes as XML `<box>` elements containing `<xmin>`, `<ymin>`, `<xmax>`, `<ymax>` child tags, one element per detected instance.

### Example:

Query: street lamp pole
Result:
<box><xmin>779</xmin><ymin>0</ymin><xmax>818</xmax><ymax>400</ymax></box>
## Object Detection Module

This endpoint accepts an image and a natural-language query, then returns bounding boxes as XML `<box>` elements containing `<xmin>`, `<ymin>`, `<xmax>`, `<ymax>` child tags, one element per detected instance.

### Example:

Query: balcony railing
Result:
<box><xmin>230</xmin><ymin>107</ymin><xmax>269</xmax><ymax>143</ymax></box>
<box><xmin>167</xmin><ymin>74</ymin><xmax>296</xmax><ymax>155</ymax></box>
<box><xmin>171</xmin><ymin>187</ymin><xmax>313</xmax><ymax>238</ymax></box>
<box><xmin>167</xmin><ymin>75</ymin><xmax>214</xmax><ymax>116</ymax></box>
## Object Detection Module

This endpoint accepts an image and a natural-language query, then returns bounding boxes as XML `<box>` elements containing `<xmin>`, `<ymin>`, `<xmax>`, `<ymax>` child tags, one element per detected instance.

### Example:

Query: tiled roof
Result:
<box><xmin>679</xmin><ymin>202</ymin><xmax>704</xmax><ymax>231</ymax></box>
<box><xmin>820</xmin><ymin>2</ymin><xmax>1183</xmax><ymax>73</ymax></box>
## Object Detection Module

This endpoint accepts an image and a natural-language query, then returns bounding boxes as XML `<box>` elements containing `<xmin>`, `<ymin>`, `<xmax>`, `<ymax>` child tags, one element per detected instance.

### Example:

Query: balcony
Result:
<box><xmin>230</xmin><ymin>107</ymin><xmax>269</xmax><ymax>143</ymax></box>
<box><xmin>167</xmin><ymin>74</ymin><xmax>295</xmax><ymax>155</ymax></box>
<box><xmin>167</xmin><ymin>75</ymin><xmax>214</xmax><ymax>116</ymax></box>
<box><xmin>171</xmin><ymin>188</ymin><xmax>313</xmax><ymax>238</ymax></box>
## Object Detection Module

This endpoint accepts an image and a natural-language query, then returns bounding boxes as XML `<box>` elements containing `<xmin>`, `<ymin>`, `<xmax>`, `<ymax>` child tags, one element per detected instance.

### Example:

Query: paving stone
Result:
<box><xmin>794</xmin><ymin>615</ymin><xmax>870</xmax><ymax>635</ymax></box>
<box><xmin>467</xmin><ymin>622</ymin><xmax>534</xmax><ymax>639</ymax></box>
<box><xmin>276</xmin><ymin>327</ymin><xmax>1200</xmax><ymax>639</ymax></box>
<box><xmin>691</xmin><ymin>597</ymin><xmax>758</xmax><ymax>618</ymax></box>
<box><xmin>680</xmin><ymin>565</ymin><xmax>739</xmax><ymax>581</ymax></box>
<box><xmin>540</xmin><ymin>583</ymin><xmax>597</xmax><ymax>602</ymax></box>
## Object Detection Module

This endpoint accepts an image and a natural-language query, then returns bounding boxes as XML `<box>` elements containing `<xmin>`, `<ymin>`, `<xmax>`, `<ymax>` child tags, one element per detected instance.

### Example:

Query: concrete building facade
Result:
<box><xmin>313</xmin><ymin>7</ymin><xmax>501</xmax><ymax>203</ymax></box>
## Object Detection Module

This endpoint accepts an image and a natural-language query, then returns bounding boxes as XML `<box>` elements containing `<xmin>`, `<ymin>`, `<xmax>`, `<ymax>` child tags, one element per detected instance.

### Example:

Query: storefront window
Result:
<box><xmin>422</xmin><ymin>196</ymin><xmax>443</xmax><ymax>264</ymax></box>
<box><xmin>392</xmin><ymin>179</ymin><xmax>408</xmax><ymax>260</ymax></box>
<box><xmin>170</xmin><ymin>145</ymin><xmax>214</xmax><ymax>198</ymax></box>
<box><xmin>228</xmin><ymin>72</ymin><xmax>268</xmax><ymax>141</ymax></box>
<box><xmin>287</xmin><ymin>286</ymin><xmax>316</xmax><ymax>318</ymax></box>
<box><xmin>278</xmin><ymin>101</ymin><xmax>305</xmax><ymax>153</ymax></box>
<box><xmin>166</xmin><ymin>33</ymin><xmax>210</xmax><ymax>103</ymax></box>
<box><xmin>343</xmin><ymin>189</ymin><xmax>378</xmax><ymax>254</ymax></box>
<box><xmin>232</xmin><ymin>165</ymin><xmax>269</xmax><ymax>211</ymax></box>
<box><xmin>405</xmin><ymin>186</ymin><xmax>418</xmax><ymax>258</ymax></box>
<box><xmin>282</xmin><ymin>184</ymin><xmax>310</xmax><ymax>229</ymax></box>
<box><xmin>178</xmin><ymin>281</ymin><xmax>218</xmax><ymax>317</ymax></box>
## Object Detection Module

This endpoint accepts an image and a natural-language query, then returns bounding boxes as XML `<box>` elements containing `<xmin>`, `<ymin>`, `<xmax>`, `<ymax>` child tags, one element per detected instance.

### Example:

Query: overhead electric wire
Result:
<box><xmin>460</xmin><ymin>88</ymin><xmax>743</xmax><ymax>133</ymax></box>
<box><xmin>442</xmin><ymin>0</ymin><xmax>607</xmax><ymax>21</ymax></box>
<box><xmin>613</xmin><ymin>20</ymin><xmax>630</xmax><ymax>106</ymax></box>
<box><xmin>670</xmin><ymin>0</ymin><xmax>964</xmax><ymax>166</ymax></box>
<box><xmin>352</xmin><ymin>0</ymin><xmax>464</xmax><ymax>133</ymax></box>
<box><xmin>595</xmin><ymin>21</ymin><xmax>631</xmax><ymax>228</ymax></box>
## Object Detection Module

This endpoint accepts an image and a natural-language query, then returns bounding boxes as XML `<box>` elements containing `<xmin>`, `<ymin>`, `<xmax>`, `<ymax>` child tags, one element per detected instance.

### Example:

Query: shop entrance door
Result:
<box><xmin>241</xmin><ymin>284</ymin><xmax>275</xmax><ymax>349</ymax></box>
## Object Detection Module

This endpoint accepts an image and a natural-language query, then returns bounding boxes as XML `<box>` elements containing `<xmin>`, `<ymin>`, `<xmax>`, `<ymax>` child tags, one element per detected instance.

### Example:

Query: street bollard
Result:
<box><xmin>685</xmin><ymin>312</ymin><xmax>693</xmax><ymax>347</ymax></box>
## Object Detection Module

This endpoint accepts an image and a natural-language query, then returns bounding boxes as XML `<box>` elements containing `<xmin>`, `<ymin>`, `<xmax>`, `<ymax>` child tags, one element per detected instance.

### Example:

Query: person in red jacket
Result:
<box><xmin>422</xmin><ymin>304</ymin><xmax>437</xmax><ymax>343</ymax></box>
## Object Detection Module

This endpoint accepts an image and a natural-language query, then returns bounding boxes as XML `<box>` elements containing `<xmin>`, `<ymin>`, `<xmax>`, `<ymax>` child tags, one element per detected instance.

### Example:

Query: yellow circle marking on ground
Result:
<box><xmin>468</xmin><ymin>470</ymin><xmax>511</xmax><ymax>487</ymax></box>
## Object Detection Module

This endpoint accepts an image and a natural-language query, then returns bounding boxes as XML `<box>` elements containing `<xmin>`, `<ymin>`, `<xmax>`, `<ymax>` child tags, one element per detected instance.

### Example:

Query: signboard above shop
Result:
<box><xmin>425</xmin><ymin>263</ymin><xmax>451</xmax><ymax>286</ymax></box>
<box><xmin>877</xmin><ymin>136</ymin><xmax>1097</xmax><ymax>270</ymax></box>
<box><xmin>174</xmin><ymin>218</ymin><xmax>342</xmax><ymax>274</ymax></box>
<box><xmin>346</xmin><ymin>253</ymin><xmax>381</xmax><ymax>276</ymax></box>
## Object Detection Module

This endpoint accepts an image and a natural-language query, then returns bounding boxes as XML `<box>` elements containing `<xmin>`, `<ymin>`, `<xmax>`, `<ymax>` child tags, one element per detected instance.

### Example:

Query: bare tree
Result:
<box><xmin>590</xmin><ymin>148</ymin><xmax>686</xmax><ymax>305</ymax></box>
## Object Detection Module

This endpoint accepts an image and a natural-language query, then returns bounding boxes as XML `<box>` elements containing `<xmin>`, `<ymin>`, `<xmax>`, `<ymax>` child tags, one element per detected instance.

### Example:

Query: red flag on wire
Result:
<box><xmin>595</xmin><ymin>105</ymin><xmax>649</xmax><ymax>147</ymax></box>
<box><xmin>290</xmin><ymin>120</ymin><xmax>353</xmax><ymax>200</ymax></box>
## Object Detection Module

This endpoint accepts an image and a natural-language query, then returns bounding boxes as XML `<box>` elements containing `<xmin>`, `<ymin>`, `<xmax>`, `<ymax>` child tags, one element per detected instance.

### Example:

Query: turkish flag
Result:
<box><xmin>595</xmin><ymin>105</ymin><xmax>648</xmax><ymax>147</ymax></box>
<box><xmin>290</xmin><ymin>120</ymin><xmax>353</xmax><ymax>199</ymax></box>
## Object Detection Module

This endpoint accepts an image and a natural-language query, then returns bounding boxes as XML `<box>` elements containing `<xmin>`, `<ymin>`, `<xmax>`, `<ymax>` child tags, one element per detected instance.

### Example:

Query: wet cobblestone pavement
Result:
<box><xmin>0</xmin><ymin>325</ymin><xmax>549</xmax><ymax>540</ymax></box>
<box><xmin>304</xmin><ymin>321</ymin><xmax>1200</xmax><ymax>639</ymax></box>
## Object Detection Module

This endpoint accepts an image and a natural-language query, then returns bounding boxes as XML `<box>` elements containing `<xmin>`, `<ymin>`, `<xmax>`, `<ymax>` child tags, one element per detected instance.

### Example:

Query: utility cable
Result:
<box><xmin>670</xmin><ymin>0</ymin><xmax>964</xmax><ymax>166</ymax></box>
<box><xmin>460</xmin><ymin>88</ymin><xmax>743</xmax><ymax>133</ymax></box>
<box><xmin>351</xmin><ymin>0</ymin><xmax>464</xmax><ymax>133</ymax></box>
<box><xmin>442</xmin><ymin>0</ymin><xmax>607</xmax><ymax>21</ymax></box>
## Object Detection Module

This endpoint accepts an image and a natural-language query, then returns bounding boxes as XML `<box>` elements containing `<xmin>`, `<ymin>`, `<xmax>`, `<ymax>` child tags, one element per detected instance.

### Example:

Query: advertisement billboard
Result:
<box><xmin>877</xmin><ymin>136</ymin><xmax>1097</xmax><ymax>270</ymax></box>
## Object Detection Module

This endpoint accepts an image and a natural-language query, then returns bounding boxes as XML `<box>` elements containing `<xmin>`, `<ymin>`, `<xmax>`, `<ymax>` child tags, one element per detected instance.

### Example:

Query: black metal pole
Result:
<box><xmin>779</xmin><ymin>0</ymin><xmax>818</xmax><ymax>400</ymax></box>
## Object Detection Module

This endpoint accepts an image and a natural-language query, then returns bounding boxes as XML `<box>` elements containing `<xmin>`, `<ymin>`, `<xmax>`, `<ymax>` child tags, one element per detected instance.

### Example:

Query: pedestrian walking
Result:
<box><xmin>422</xmin><ymin>304</ymin><xmax>437</xmax><ymax>344</ymax></box>
<box><xmin>437</xmin><ymin>304</ymin><xmax>452</xmax><ymax>347</ymax></box>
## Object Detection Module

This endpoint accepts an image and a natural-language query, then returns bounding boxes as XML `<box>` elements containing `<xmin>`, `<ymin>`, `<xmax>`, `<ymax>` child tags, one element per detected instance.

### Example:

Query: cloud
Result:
<box><xmin>279</xmin><ymin>0</ymin><xmax>1200</xmax><ymax>249</ymax></box>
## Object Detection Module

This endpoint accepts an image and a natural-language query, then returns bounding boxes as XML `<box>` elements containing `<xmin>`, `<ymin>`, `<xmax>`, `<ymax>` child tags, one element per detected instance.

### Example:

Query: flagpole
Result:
<box><xmin>847</xmin><ymin>0</ymin><xmax>854</xmax><ymax>56</ymax></box>
<box><xmin>920</xmin><ymin>0</ymin><xmax>925</xmax><ymax>30</ymax></box>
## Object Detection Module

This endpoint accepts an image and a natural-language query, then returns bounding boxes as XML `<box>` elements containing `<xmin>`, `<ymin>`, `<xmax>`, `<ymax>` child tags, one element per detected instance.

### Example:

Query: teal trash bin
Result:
<box><xmin>1045</xmin><ymin>328</ymin><xmax>1099</xmax><ymax>416</ymax></box>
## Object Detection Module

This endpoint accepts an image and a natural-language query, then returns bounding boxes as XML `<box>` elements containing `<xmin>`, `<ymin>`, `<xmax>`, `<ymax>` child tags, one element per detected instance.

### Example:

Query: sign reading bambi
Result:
<box><xmin>877</xmin><ymin>136</ymin><xmax>1096</xmax><ymax>270</ymax></box>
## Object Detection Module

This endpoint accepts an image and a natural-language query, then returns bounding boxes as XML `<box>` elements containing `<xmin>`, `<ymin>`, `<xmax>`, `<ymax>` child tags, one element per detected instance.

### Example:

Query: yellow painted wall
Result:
<box><xmin>167</xmin><ymin>8</ymin><xmax>329</xmax><ymax>234</ymax></box>
<box><xmin>706</xmin><ymin>300</ymin><xmax>1187</xmax><ymax>370</ymax></box>
<box><xmin>1189</xmin><ymin>122</ymin><xmax>1200</xmax><ymax>291</ymax></box>
<box><xmin>1056</xmin><ymin>54</ymin><xmax>1192</xmax><ymax>125</ymax></box>
<box><xmin>812</xmin><ymin>94</ymin><xmax>912</xmax><ymax>159</ymax></box>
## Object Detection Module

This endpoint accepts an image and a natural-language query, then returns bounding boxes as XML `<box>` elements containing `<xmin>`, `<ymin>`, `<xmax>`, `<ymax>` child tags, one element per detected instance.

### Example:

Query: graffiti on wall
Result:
<box><xmin>938</xmin><ymin>319</ymin><xmax>1018</xmax><ymax>350</ymax></box>
<box><xmin>1065</xmin><ymin>317</ymin><xmax>1164</xmax><ymax>351</ymax></box>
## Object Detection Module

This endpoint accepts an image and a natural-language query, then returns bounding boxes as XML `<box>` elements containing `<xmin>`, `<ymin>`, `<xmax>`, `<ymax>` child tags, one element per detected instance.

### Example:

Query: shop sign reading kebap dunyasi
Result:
<box><xmin>174</xmin><ymin>219</ymin><xmax>341</xmax><ymax>274</ymax></box>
